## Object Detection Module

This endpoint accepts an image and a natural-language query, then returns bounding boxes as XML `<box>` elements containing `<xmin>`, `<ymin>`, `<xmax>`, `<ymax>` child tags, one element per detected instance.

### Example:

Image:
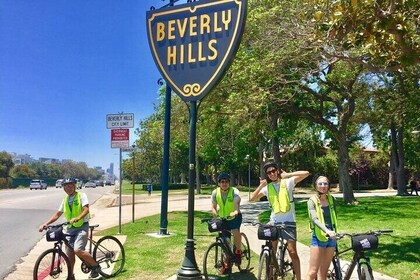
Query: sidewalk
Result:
<box><xmin>6</xmin><ymin>190</ymin><xmax>398</xmax><ymax>280</ymax></box>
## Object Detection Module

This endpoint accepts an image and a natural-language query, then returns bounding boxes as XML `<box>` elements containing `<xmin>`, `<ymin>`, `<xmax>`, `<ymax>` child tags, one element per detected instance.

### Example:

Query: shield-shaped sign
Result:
<box><xmin>146</xmin><ymin>0</ymin><xmax>247</xmax><ymax>102</ymax></box>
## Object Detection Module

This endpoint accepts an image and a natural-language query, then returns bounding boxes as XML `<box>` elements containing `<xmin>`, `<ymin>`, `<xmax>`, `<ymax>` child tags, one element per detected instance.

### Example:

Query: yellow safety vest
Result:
<box><xmin>267</xmin><ymin>180</ymin><xmax>291</xmax><ymax>213</ymax></box>
<box><xmin>309</xmin><ymin>194</ymin><xmax>338</xmax><ymax>242</ymax></box>
<box><xmin>216</xmin><ymin>187</ymin><xmax>235</xmax><ymax>220</ymax></box>
<box><xmin>63</xmin><ymin>192</ymin><xmax>84</xmax><ymax>228</ymax></box>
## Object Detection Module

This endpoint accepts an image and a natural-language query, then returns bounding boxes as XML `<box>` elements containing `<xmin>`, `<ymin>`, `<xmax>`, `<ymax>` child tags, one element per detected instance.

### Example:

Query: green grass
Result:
<box><xmin>261</xmin><ymin>196</ymin><xmax>420</xmax><ymax>280</ymax></box>
<box><xmin>99</xmin><ymin>196</ymin><xmax>419</xmax><ymax>280</ymax></box>
<box><xmin>99</xmin><ymin>211</ymin><xmax>260</xmax><ymax>280</ymax></box>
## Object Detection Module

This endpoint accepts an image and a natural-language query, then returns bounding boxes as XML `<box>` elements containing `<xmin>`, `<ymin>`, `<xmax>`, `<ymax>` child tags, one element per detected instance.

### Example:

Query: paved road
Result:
<box><xmin>0</xmin><ymin>186</ymin><xmax>111</xmax><ymax>279</ymax></box>
<box><xmin>4</xmin><ymin>189</ymin><xmax>399</xmax><ymax>280</ymax></box>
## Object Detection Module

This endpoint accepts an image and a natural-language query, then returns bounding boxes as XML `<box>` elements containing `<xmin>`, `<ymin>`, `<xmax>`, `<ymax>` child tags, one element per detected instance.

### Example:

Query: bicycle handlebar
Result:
<box><xmin>336</xmin><ymin>229</ymin><xmax>393</xmax><ymax>240</ymax></box>
<box><xmin>42</xmin><ymin>222</ymin><xmax>69</xmax><ymax>231</ymax></box>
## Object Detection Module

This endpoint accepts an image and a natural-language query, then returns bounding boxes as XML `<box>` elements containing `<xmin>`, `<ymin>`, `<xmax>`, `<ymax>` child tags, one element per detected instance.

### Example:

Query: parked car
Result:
<box><xmin>75</xmin><ymin>179</ymin><xmax>83</xmax><ymax>189</ymax></box>
<box><xmin>84</xmin><ymin>180</ymin><xmax>96</xmax><ymax>188</ymax></box>
<box><xmin>55</xmin><ymin>179</ymin><xmax>63</xmax><ymax>188</ymax></box>
<box><xmin>30</xmin><ymin>179</ymin><xmax>47</xmax><ymax>190</ymax></box>
<box><xmin>95</xmin><ymin>180</ymin><xmax>104</xmax><ymax>187</ymax></box>
<box><xmin>105</xmin><ymin>180</ymin><xmax>113</xmax><ymax>186</ymax></box>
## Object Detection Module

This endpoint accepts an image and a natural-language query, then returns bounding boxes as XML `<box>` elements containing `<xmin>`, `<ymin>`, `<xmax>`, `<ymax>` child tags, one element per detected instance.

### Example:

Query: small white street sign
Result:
<box><xmin>106</xmin><ymin>113</ymin><xmax>134</xmax><ymax>129</ymax></box>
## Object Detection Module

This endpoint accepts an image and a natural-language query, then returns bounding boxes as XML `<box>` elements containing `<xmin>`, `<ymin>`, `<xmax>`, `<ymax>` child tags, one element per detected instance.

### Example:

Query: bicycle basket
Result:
<box><xmin>351</xmin><ymin>234</ymin><xmax>378</xmax><ymax>251</ymax></box>
<box><xmin>207</xmin><ymin>218</ymin><xmax>226</xmax><ymax>232</ymax></box>
<box><xmin>257</xmin><ymin>225</ymin><xmax>279</xmax><ymax>240</ymax></box>
<box><xmin>46</xmin><ymin>227</ymin><xmax>63</xmax><ymax>242</ymax></box>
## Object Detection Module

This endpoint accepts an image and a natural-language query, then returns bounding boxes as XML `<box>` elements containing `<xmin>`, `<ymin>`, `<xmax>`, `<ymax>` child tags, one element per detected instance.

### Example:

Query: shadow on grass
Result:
<box><xmin>378</xmin><ymin>236</ymin><xmax>420</xmax><ymax>265</ymax></box>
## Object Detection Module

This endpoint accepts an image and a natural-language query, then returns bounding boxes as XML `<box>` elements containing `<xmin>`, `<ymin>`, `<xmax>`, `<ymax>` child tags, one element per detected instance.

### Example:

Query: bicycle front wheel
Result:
<box><xmin>203</xmin><ymin>242</ymin><xmax>232</xmax><ymax>280</ymax></box>
<box><xmin>257</xmin><ymin>250</ymin><xmax>271</xmax><ymax>280</ymax></box>
<box><xmin>33</xmin><ymin>248</ymin><xmax>70</xmax><ymax>280</ymax></box>
<box><xmin>358</xmin><ymin>263</ymin><xmax>374</xmax><ymax>280</ymax></box>
<box><xmin>93</xmin><ymin>235</ymin><xmax>125</xmax><ymax>278</ymax></box>
<box><xmin>238</xmin><ymin>232</ymin><xmax>251</xmax><ymax>271</ymax></box>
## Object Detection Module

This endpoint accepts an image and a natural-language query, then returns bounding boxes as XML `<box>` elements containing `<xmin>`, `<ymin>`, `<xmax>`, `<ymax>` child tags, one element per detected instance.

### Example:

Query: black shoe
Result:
<box><xmin>68</xmin><ymin>274</ymin><xmax>75</xmax><ymax>280</ymax></box>
<box><xmin>89</xmin><ymin>265</ymin><xmax>100</xmax><ymax>279</ymax></box>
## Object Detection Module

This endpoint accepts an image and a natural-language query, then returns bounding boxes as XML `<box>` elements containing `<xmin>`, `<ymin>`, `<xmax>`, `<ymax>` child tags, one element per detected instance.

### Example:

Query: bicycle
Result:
<box><xmin>255</xmin><ymin>223</ymin><xmax>295</xmax><ymax>280</ymax></box>
<box><xmin>327</xmin><ymin>229</ymin><xmax>393</xmax><ymax>280</ymax></box>
<box><xmin>34</xmin><ymin>222</ymin><xmax>125</xmax><ymax>279</ymax></box>
<box><xmin>201</xmin><ymin>217</ymin><xmax>251</xmax><ymax>280</ymax></box>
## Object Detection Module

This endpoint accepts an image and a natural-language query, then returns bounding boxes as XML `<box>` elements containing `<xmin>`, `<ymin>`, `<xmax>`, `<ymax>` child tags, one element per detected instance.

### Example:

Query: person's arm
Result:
<box><xmin>38</xmin><ymin>211</ymin><xmax>63</xmax><ymax>232</ymax></box>
<box><xmin>250</xmin><ymin>179</ymin><xmax>267</xmax><ymax>202</ymax></box>
<box><xmin>308</xmin><ymin>199</ymin><xmax>336</xmax><ymax>239</ymax></box>
<box><xmin>211</xmin><ymin>200</ymin><xmax>218</xmax><ymax>218</ymax></box>
<box><xmin>69</xmin><ymin>205</ymin><xmax>89</xmax><ymax>225</ymax></box>
<box><xmin>281</xmin><ymin>170</ymin><xmax>310</xmax><ymax>184</ymax></box>
<box><xmin>230</xmin><ymin>192</ymin><xmax>241</xmax><ymax>217</ymax></box>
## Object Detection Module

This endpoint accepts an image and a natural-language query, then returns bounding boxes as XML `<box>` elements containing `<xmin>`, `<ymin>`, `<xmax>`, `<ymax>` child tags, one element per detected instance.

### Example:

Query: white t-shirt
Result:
<box><xmin>260</xmin><ymin>178</ymin><xmax>296</xmax><ymax>223</ymax></box>
<box><xmin>58</xmin><ymin>192</ymin><xmax>89</xmax><ymax>223</ymax></box>
<box><xmin>211</xmin><ymin>187</ymin><xmax>241</xmax><ymax>204</ymax></box>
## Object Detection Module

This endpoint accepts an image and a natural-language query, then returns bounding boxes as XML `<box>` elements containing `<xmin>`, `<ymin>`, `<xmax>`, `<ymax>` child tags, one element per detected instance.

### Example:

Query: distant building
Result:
<box><xmin>10</xmin><ymin>153</ymin><xmax>35</xmax><ymax>165</ymax></box>
<box><xmin>39</xmin><ymin>157</ymin><xmax>60</xmax><ymax>164</ymax></box>
<box><xmin>95</xmin><ymin>166</ymin><xmax>105</xmax><ymax>174</ymax></box>
<box><xmin>106</xmin><ymin>163</ymin><xmax>114</xmax><ymax>176</ymax></box>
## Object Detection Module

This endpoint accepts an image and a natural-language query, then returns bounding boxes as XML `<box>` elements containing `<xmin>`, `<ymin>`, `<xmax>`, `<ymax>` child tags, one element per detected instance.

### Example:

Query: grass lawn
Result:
<box><xmin>99</xmin><ymin>196</ymin><xmax>419</xmax><ymax>280</ymax></box>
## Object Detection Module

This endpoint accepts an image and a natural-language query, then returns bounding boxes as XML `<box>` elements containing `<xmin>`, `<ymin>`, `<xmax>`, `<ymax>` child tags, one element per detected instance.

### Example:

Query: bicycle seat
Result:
<box><xmin>89</xmin><ymin>224</ymin><xmax>99</xmax><ymax>230</ymax></box>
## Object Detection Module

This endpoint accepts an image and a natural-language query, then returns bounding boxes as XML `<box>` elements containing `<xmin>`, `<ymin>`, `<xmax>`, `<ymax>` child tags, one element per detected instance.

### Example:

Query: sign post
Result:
<box><xmin>106</xmin><ymin>113</ymin><xmax>134</xmax><ymax>234</ymax></box>
<box><xmin>146</xmin><ymin>1</ymin><xmax>247</xmax><ymax>278</ymax></box>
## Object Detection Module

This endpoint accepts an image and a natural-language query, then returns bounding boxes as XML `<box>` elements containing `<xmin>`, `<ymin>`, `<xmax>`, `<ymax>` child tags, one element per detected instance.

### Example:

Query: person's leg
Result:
<box><xmin>287</xmin><ymin>240</ymin><xmax>301</xmax><ymax>280</ymax></box>
<box><xmin>232</xmin><ymin>229</ymin><xmax>242</xmax><ymax>252</ymax></box>
<box><xmin>306</xmin><ymin>246</ymin><xmax>322</xmax><ymax>280</ymax></box>
<box><xmin>318</xmin><ymin>247</ymin><xmax>335</xmax><ymax>280</ymax></box>
<box><xmin>73</xmin><ymin>228</ymin><xmax>97</xmax><ymax>267</ymax></box>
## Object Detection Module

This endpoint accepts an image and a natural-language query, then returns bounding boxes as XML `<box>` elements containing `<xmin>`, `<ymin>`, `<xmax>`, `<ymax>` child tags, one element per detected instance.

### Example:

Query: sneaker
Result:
<box><xmin>89</xmin><ymin>265</ymin><xmax>100</xmax><ymax>279</ymax></box>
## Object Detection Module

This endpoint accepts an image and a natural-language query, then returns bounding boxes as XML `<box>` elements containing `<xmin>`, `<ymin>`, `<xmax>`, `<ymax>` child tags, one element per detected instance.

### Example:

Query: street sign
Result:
<box><xmin>121</xmin><ymin>147</ymin><xmax>137</xmax><ymax>153</ymax></box>
<box><xmin>111</xmin><ymin>129</ymin><xmax>129</xmax><ymax>149</ymax></box>
<box><xmin>106</xmin><ymin>113</ymin><xmax>134</xmax><ymax>129</ymax></box>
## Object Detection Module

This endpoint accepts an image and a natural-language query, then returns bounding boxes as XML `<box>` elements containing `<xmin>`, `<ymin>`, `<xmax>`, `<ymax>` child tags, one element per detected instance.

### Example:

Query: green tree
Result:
<box><xmin>11</xmin><ymin>164</ymin><xmax>36</xmax><ymax>178</ymax></box>
<box><xmin>0</xmin><ymin>151</ymin><xmax>14</xmax><ymax>188</ymax></box>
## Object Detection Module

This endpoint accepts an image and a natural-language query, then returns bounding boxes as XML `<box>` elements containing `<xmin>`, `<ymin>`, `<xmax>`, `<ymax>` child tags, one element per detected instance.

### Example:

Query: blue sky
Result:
<box><xmin>0</xmin><ymin>1</ymin><xmax>178</xmax><ymax>170</ymax></box>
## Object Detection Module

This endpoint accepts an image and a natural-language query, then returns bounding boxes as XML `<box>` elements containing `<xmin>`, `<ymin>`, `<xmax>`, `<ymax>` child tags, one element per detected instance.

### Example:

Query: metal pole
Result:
<box><xmin>118</xmin><ymin>148</ymin><xmax>122</xmax><ymax>234</ymax></box>
<box><xmin>132</xmin><ymin>151</ymin><xmax>135</xmax><ymax>223</ymax></box>
<box><xmin>248</xmin><ymin>162</ymin><xmax>251</xmax><ymax>200</ymax></box>
<box><xmin>177</xmin><ymin>100</ymin><xmax>201</xmax><ymax>279</ymax></box>
<box><xmin>160</xmin><ymin>82</ymin><xmax>171</xmax><ymax>235</ymax></box>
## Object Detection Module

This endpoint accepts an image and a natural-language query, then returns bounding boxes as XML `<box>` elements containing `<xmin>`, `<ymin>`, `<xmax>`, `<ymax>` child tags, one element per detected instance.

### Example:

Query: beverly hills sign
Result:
<box><xmin>146</xmin><ymin>0</ymin><xmax>247</xmax><ymax>102</ymax></box>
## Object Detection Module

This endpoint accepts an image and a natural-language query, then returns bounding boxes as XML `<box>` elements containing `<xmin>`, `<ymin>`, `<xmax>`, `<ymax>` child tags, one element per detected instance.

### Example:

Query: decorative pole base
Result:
<box><xmin>176</xmin><ymin>239</ymin><xmax>201</xmax><ymax>280</ymax></box>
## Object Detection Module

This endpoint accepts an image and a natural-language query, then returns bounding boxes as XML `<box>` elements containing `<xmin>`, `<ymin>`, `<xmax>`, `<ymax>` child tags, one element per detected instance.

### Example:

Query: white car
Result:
<box><xmin>84</xmin><ymin>180</ymin><xmax>96</xmax><ymax>188</ymax></box>
<box><xmin>55</xmin><ymin>179</ymin><xmax>63</xmax><ymax>188</ymax></box>
<box><xmin>30</xmin><ymin>179</ymin><xmax>47</xmax><ymax>190</ymax></box>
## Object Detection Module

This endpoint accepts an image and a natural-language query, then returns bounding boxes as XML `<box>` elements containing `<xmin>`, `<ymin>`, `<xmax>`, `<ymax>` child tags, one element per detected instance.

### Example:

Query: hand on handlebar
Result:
<box><xmin>38</xmin><ymin>224</ymin><xmax>48</xmax><ymax>232</ymax></box>
<box><xmin>326</xmin><ymin>230</ymin><xmax>337</xmax><ymax>239</ymax></box>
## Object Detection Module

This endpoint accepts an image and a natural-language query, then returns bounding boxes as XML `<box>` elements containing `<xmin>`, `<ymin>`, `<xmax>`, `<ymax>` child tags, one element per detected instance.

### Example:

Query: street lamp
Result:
<box><xmin>245</xmin><ymin>155</ymin><xmax>250</xmax><ymax>199</ymax></box>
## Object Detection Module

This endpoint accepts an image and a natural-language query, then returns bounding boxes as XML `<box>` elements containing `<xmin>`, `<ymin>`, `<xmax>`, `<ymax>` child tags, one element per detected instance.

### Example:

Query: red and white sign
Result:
<box><xmin>111</xmin><ymin>129</ymin><xmax>129</xmax><ymax>148</ymax></box>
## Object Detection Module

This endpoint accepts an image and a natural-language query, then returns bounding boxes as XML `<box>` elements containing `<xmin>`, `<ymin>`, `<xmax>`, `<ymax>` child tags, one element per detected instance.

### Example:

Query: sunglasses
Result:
<box><xmin>219</xmin><ymin>180</ymin><xmax>229</xmax><ymax>184</ymax></box>
<box><xmin>317</xmin><ymin>182</ymin><xmax>329</xmax><ymax>186</ymax></box>
<box><xmin>266</xmin><ymin>169</ymin><xmax>277</xmax><ymax>175</ymax></box>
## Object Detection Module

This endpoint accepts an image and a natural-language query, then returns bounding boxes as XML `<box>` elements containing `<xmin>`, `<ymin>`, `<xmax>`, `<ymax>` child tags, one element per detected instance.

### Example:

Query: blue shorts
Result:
<box><xmin>311</xmin><ymin>233</ymin><xmax>337</xmax><ymax>248</ymax></box>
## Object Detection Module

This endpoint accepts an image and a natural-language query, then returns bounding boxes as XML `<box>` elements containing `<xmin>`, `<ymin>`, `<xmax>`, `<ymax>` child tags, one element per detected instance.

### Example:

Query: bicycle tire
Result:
<box><xmin>33</xmin><ymin>248</ymin><xmax>71</xmax><ymax>280</ymax></box>
<box><xmin>327</xmin><ymin>257</ymin><xmax>341</xmax><ymax>280</ymax></box>
<box><xmin>257</xmin><ymin>250</ymin><xmax>271</xmax><ymax>280</ymax></box>
<box><xmin>93</xmin><ymin>235</ymin><xmax>125</xmax><ymax>278</ymax></box>
<box><xmin>238</xmin><ymin>232</ymin><xmax>251</xmax><ymax>271</ymax></box>
<box><xmin>358</xmin><ymin>263</ymin><xmax>374</xmax><ymax>280</ymax></box>
<box><xmin>203</xmin><ymin>242</ymin><xmax>232</xmax><ymax>280</ymax></box>
<box><xmin>278</xmin><ymin>244</ymin><xmax>295</xmax><ymax>279</ymax></box>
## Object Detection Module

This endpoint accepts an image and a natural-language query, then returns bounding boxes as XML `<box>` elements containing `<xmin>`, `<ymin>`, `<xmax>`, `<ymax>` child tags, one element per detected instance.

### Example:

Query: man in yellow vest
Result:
<box><xmin>250</xmin><ymin>162</ymin><xmax>310</xmax><ymax>280</ymax></box>
<box><xmin>38</xmin><ymin>178</ymin><xmax>100</xmax><ymax>279</ymax></box>
<box><xmin>211</xmin><ymin>173</ymin><xmax>242</xmax><ymax>266</ymax></box>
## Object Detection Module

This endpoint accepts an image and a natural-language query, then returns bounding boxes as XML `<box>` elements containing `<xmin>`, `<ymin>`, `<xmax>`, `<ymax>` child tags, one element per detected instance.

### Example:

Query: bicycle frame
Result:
<box><xmin>331</xmin><ymin>247</ymin><xmax>372</xmax><ymax>280</ymax></box>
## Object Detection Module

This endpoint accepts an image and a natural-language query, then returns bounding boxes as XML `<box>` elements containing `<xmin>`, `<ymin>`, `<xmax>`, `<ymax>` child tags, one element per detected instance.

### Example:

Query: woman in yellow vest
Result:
<box><xmin>251</xmin><ymin>162</ymin><xmax>310</xmax><ymax>280</ymax></box>
<box><xmin>306</xmin><ymin>175</ymin><xmax>338</xmax><ymax>280</ymax></box>
<box><xmin>211</xmin><ymin>173</ymin><xmax>242</xmax><ymax>267</ymax></box>
<box><xmin>38</xmin><ymin>178</ymin><xmax>100</xmax><ymax>280</ymax></box>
